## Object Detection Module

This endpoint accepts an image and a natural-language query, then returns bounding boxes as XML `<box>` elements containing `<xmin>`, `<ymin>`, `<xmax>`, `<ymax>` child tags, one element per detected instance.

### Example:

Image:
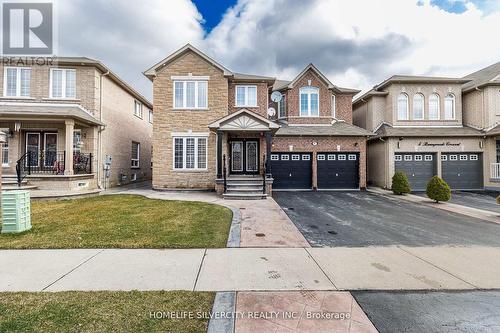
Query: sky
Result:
<box><xmin>56</xmin><ymin>0</ymin><xmax>500</xmax><ymax>101</ymax></box>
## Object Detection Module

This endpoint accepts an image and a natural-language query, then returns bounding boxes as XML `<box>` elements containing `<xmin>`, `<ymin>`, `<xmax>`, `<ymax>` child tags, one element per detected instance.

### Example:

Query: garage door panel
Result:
<box><xmin>270</xmin><ymin>153</ymin><xmax>312</xmax><ymax>189</ymax></box>
<box><xmin>395</xmin><ymin>153</ymin><xmax>436</xmax><ymax>191</ymax></box>
<box><xmin>317</xmin><ymin>153</ymin><xmax>360</xmax><ymax>189</ymax></box>
<box><xmin>442</xmin><ymin>153</ymin><xmax>483</xmax><ymax>190</ymax></box>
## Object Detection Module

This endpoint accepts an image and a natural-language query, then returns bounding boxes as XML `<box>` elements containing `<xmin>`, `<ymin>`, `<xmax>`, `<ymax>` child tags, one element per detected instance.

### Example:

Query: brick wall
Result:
<box><xmin>152</xmin><ymin>50</ymin><xmax>228</xmax><ymax>190</ymax></box>
<box><xmin>272</xmin><ymin>136</ymin><xmax>367</xmax><ymax>188</ymax></box>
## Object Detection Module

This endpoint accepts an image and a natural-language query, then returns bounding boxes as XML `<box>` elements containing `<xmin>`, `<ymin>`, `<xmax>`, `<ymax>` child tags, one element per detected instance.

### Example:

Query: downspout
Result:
<box><xmin>98</xmin><ymin>70</ymin><xmax>110</xmax><ymax>189</ymax></box>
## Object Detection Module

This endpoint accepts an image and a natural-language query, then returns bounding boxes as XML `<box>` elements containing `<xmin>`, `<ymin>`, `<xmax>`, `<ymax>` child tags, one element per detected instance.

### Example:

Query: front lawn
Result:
<box><xmin>0</xmin><ymin>195</ymin><xmax>232</xmax><ymax>249</ymax></box>
<box><xmin>0</xmin><ymin>291</ymin><xmax>214</xmax><ymax>333</ymax></box>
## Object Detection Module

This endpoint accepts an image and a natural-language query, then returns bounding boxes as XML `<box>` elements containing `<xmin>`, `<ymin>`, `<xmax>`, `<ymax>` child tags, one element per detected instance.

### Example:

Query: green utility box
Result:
<box><xmin>1</xmin><ymin>190</ymin><xmax>31</xmax><ymax>233</ymax></box>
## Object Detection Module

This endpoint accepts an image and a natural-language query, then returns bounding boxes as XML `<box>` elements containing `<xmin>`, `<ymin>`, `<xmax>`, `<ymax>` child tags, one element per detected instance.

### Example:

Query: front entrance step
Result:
<box><xmin>2</xmin><ymin>185</ymin><xmax>38</xmax><ymax>191</ymax></box>
<box><xmin>226</xmin><ymin>186</ymin><xmax>264</xmax><ymax>192</ymax></box>
<box><xmin>226</xmin><ymin>183</ymin><xmax>263</xmax><ymax>188</ymax></box>
<box><xmin>223</xmin><ymin>192</ymin><xmax>267</xmax><ymax>200</ymax></box>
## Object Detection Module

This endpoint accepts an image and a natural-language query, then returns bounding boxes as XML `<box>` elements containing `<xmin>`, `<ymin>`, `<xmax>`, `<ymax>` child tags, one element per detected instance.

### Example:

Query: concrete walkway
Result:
<box><xmin>1</xmin><ymin>246</ymin><xmax>499</xmax><ymax>292</ymax></box>
<box><xmin>103</xmin><ymin>187</ymin><xmax>309</xmax><ymax>248</ymax></box>
<box><xmin>368</xmin><ymin>187</ymin><xmax>500</xmax><ymax>224</ymax></box>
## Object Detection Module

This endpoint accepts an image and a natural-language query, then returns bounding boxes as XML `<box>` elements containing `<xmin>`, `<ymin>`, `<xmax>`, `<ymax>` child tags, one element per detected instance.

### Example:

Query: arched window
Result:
<box><xmin>444</xmin><ymin>93</ymin><xmax>455</xmax><ymax>120</ymax></box>
<box><xmin>413</xmin><ymin>93</ymin><xmax>424</xmax><ymax>120</ymax></box>
<box><xmin>397</xmin><ymin>93</ymin><xmax>409</xmax><ymax>120</ymax></box>
<box><xmin>299</xmin><ymin>87</ymin><xmax>319</xmax><ymax>117</ymax></box>
<box><xmin>429</xmin><ymin>93</ymin><xmax>440</xmax><ymax>120</ymax></box>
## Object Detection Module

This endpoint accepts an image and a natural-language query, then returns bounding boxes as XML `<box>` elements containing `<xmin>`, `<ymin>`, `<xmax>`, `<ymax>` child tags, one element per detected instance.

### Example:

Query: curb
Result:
<box><xmin>206</xmin><ymin>292</ymin><xmax>236</xmax><ymax>333</ymax></box>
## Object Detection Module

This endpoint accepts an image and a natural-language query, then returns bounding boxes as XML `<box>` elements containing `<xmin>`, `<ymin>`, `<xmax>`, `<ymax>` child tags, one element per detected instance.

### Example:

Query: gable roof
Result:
<box><xmin>208</xmin><ymin>109</ymin><xmax>280</xmax><ymax>130</ymax></box>
<box><xmin>462</xmin><ymin>61</ymin><xmax>500</xmax><ymax>92</ymax></box>
<box><xmin>274</xmin><ymin>63</ymin><xmax>360</xmax><ymax>94</ymax></box>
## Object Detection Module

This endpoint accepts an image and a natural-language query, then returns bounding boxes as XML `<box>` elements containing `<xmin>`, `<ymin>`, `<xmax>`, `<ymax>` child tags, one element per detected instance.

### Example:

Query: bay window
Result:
<box><xmin>397</xmin><ymin>93</ymin><xmax>409</xmax><ymax>120</ymax></box>
<box><xmin>173</xmin><ymin>137</ymin><xmax>207</xmax><ymax>170</ymax></box>
<box><xmin>173</xmin><ymin>80</ymin><xmax>208</xmax><ymax>109</ymax></box>
<box><xmin>235</xmin><ymin>85</ymin><xmax>257</xmax><ymax>107</ymax></box>
<box><xmin>444</xmin><ymin>93</ymin><xmax>455</xmax><ymax>119</ymax></box>
<box><xmin>4</xmin><ymin>67</ymin><xmax>31</xmax><ymax>97</ymax></box>
<box><xmin>299</xmin><ymin>87</ymin><xmax>319</xmax><ymax>117</ymax></box>
<box><xmin>50</xmin><ymin>68</ymin><xmax>76</xmax><ymax>99</ymax></box>
<box><xmin>429</xmin><ymin>93</ymin><xmax>440</xmax><ymax>120</ymax></box>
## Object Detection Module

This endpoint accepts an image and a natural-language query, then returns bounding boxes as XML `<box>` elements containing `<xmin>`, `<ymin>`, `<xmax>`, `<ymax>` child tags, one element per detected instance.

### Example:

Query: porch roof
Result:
<box><xmin>0</xmin><ymin>104</ymin><xmax>104</xmax><ymax>126</ymax></box>
<box><xmin>275</xmin><ymin>122</ymin><xmax>373</xmax><ymax>137</ymax></box>
<box><xmin>208</xmin><ymin>109</ymin><xmax>280</xmax><ymax>131</ymax></box>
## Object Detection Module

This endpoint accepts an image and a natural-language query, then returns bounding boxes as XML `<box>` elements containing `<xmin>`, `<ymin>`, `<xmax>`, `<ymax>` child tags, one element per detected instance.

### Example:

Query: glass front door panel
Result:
<box><xmin>26</xmin><ymin>133</ymin><xmax>40</xmax><ymax>167</ymax></box>
<box><xmin>44</xmin><ymin>133</ymin><xmax>58</xmax><ymax>167</ymax></box>
<box><xmin>231</xmin><ymin>141</ymin><xmax>243</xmax><ymax>172</ymax></box>
<box><xmin>246</xmin><ymin>141</ymin><xmax>258</xmax><ymax>172</ymax></box>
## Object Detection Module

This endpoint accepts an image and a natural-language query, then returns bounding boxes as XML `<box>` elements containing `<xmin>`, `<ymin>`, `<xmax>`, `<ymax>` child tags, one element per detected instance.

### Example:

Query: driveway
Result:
<box><xmin>425</xmin><ymin>191</ymin><xmax>499</xmax><ymax>213</ymax></box>
<box><xmin>353</xmin><ymin>291</ymin><xmax>500</xmax><ymax>333</ymax></box>
<box><xmin>273</xmin><ymin>191</ymin><xmax>500</xmax><ymax>247</ymax></box>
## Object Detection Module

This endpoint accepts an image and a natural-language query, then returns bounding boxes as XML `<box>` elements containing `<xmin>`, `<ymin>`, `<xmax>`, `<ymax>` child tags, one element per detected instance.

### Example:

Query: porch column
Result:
<box><xmin>216</xmin><ymin>130</ymin><xmax>223</xmax><ymax>178</ymax></box>
<box><xmin>265</xmin><ymin>131</ymin><xmax>272</xmax><ymax>176</ymax></box>
<box><xmin>64</xmin><ymin>120</ymin><xmax>74</xmax><ymax>175</ymax></box>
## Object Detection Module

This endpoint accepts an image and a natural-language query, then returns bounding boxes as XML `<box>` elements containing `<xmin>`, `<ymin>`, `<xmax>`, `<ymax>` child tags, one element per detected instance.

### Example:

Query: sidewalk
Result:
<box><xmin>1</xmin><ymin>246</ymin><xmax>499</xmax><ymax>292</ymax></box>
<box><xmin>368</xmin><ymin>187</ymin><xmax>500</xmax><ymax>224</ymax></box>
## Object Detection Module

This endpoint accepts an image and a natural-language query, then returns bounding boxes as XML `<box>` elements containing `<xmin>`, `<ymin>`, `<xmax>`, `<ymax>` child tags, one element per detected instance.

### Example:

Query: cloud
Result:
<box><xmin>57</xmin><ymin>0</ymin><xmax>205</xmax><ymax>100</ymax></box>
<box><xmin>203</xmin><ymin>0</ymin><xmax>500</xmax><ymax>94</ymax></box>
<box><xmin>54</xmin><ymin>0</ymin><xmax>500</xmax><ymax>100</ymax></box>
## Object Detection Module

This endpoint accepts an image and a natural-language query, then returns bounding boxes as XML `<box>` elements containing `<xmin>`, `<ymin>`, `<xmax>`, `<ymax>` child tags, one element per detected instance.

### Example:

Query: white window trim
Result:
<box><xmin>235</xmin><ymin>85</ymin><xmax>258</xmax><ymax>107</ymax></box>
<box><xmin>331</xmin><ymin>94</ymin><xmax>336</xmax><ymax>118</ymax></box>
<box><xmin>278</xmin><ymin>93</ymin><xmax>286</xmax><ymax>118</ymax></box>
<box><xmin>3</xmin><ymin>67</ymin><xmax>31</xmax><ymax>97</ymax></box>
<box><xmin>412</xmin><ymin>94</ymin><xmax>425</xmax><ymax>120</ymax></box>
<box><xmin>172</xmin><ymin>137</ymin><xmax>208</xmax><ymax>171</ymax></box>
<box><xmin>1</xmin><ymin>139</ymin><xmax>9</xmax><ymax>166</ymax></box>
<box><xmin>148</xmin><ymin>109</ymin><xmax>153</xmax><ymax>123</ymax></box>
<box><xmin>134</xmin><ymin>100</ymin><xmax>143</xmax><ymax>119</ymax></box>
<box><xmin>170</xmin><ymin>75</ymin><xmax>210</xmax><ymax>81</ymax></box>
<box><xmin>131</xmin><ymin>142</ymin><xmax>140</xmax><ymax>168</ymax></box>
<box><xmin>173</xmin><ymin>80</ymin><xmax>208</xmax><ymax>110</ymax></box>
<box><xmin>429</xmin><ymin>93</ymin><xmax>441</xmax><ymax>120</ymax></box>
<box><xmin>49</xmin><ymin>68</ymin><xmax>76</xmax><ymax>99</ymax></box>
<box><xmin>444</xmin><ymin>93</ymin><xmax>456</xmax><ymax>120</ymax></box>
<box><xmin>397</xmin><ymin>93</ymin><xmax>409</xmax><ymax>120</ymax></box>
<box><xmin>299</xmin><ymin>87</ymin><xmax>320</xmax><ymax>117</ymax></box>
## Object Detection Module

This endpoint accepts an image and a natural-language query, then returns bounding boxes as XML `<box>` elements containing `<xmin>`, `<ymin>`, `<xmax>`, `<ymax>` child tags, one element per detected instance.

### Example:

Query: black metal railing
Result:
<box><xmin>262</xmin><ymin>155</ymin><xmax>267</xmax><ymax>194</ymax></box>
<box><xmin>15</xmin><ymin>151</ymin><xmax>93</xmax><ymax>185</ymax></box>
<box><xmin>223</xmin><ymin>154</ymin><xmax>227</xmax><ymax>193</ymax></box>
<box><xmin>73</xmin><ymin>152</ymin><xmax>92</xmax><ymax>174</ymax></box>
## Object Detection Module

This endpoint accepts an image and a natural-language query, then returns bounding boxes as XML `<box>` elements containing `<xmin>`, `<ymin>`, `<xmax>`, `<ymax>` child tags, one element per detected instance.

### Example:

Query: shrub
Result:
<box><xmin>392</xmin><ymin>171</ymin><xmax>411</xmax><ymax>195</ymax></box>
<box><xmin>497</xmin><ymin>195</ymin><xmax>500</xmax><ymax>204</ymax></box>
<box><xmin>426</xmin><ymin>176</ymin><xmax>451</xmax><ymax>203</ymax></box>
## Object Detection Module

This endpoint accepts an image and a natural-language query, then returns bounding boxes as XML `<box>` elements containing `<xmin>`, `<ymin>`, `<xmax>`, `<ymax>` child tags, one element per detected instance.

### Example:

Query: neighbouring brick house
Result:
<box><xmin>0</xmin><ymin>57</ymin><xmax>153</xmax><ymax>193</ymax></box>
<box><xmin>144</xmin><ymin>44</ymin><xmax>371</xmax><ymax>198</ymax></box>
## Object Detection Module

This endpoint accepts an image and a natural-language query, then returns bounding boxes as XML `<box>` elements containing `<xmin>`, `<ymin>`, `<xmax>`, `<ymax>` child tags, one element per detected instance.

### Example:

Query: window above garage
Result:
<box><xmin>299</xmin><ymin>87</ymin><xmax>319</xmax><ymax>117</ymax></box>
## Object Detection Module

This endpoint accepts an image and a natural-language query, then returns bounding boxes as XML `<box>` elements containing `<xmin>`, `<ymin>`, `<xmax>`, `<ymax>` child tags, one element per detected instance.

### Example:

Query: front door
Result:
<box><xmin>230</xmin><ymin>139</ymin><xmax>259</xmax><ymax>174</ymax></box>
<box><xmin>44</xmin><ymin>133</ymin><xmax>58</xmax><ymax>167</ymax></box>
<box><xmin>26</xmin><ymin>132</ymin><xmax>41</xmax><ymax>167</ymax></box>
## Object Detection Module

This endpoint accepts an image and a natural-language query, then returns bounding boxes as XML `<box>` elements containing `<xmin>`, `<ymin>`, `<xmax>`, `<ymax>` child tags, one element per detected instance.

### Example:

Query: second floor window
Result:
<box><xmin>331</xmin><ymin>94</ymin><xmax>336</xmax><ymax>118</ymax></box>
<box><xmin>174</xmin><ymin>80</ymin><xmax>207</xmax><ymax>109</ymax></box>
<box><xmin>149</xmin><ymin>109</ymin><xmax>153</xmax><ymax>123</ymax></box>
<box><xmin>300</xmin><ymin>87</ymin><xmax>319</xmax><ymax>117</ymax></box>
<box><xmin>131</xmin><ymin>141</ymin><xmax>140</xmax><ymax>168</ymax></box>
<box><xmin>412</xmin><ymin>93</ymin><xmax>424</xmax><ymax>120</ymax></box>
<box><xmin>235</xmin><ymin>85</ymin><xmax>257</xmax><ymax>107</ymax></box>
<box><xmin>134</xmin><ymin>101</ymin><xmax>143</xmax><ymax>118</ymax></box>
<box><xmin>4</xmin><ymin>67</ymin><xmax>31</xmax><ymax>97</ymax></box>
<box><xmin>444</xmin><ymin>93</ymin><xmax>455</xmax><ymax>120</ymax></box>
<box><xmin>278</xmin><ymin>94</ymin><xmax>286</xmax><ymax>118</ymax></box>
<box><xmin>429</xmin><ymin>93</ymin><xmax>440</xmax><ymax>120</ymax></box>
<box><xmin>50</xmin><ymin>68</ymin><xmax>76</xmax><ymax>99</ymax></box>
<box><xmin>397</xmin><ymin>93</ymin><xmax>409</xmax><ymax>120</ymax></box>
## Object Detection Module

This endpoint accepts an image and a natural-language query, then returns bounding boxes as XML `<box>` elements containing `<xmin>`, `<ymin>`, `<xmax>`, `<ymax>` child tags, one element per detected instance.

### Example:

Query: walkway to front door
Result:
<box><xmin>230</xmin><ymin>139</ymin><xmax>259</xmax><ymax>174</ymax></box>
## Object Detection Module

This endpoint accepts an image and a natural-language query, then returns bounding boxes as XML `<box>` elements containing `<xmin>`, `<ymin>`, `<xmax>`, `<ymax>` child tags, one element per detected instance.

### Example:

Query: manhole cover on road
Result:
<box><xmin>328</xmin><ymin>230</ymin><xmax>338</xmax><ymax>235</ymax></box>
<box><xmin>255</xmin><ymin>233</ymin><xmax>266</xmax><ymax>237</ymax></box>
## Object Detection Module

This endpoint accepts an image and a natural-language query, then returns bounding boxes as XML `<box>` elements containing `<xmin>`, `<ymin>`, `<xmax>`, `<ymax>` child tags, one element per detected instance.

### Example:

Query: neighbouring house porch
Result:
<box><xmin>0</xmin><ymin>106</ymin><xmax>103</xmax><ymax>191</ymax></box>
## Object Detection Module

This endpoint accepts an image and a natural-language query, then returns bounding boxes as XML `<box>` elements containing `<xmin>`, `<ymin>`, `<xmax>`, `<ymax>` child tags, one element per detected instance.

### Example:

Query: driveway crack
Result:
<box><xmin>303</xmin><ymin>247</ymin><xmax>338</xmax><ymax>290</ymax></box>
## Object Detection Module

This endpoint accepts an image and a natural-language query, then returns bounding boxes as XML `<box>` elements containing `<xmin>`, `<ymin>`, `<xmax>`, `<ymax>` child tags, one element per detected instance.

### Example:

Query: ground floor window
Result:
<box><xmin>173</xmin><ymin>137</ymin><xmax>207</xmax><ymax>170</ymax></box>
<box><xmin>497</xmin><ymin>140</ymin><xmax>500</xmax><ymax>163</ymax></box>
<box><xmin>131</xmin><ymin>141</ymin><xmax>140</xmax><ymax>168</ymax></box>
<box><xmin>1</xmin><ymin>138</ymin><xmax>8</xmax><ymax>166</ymax></box>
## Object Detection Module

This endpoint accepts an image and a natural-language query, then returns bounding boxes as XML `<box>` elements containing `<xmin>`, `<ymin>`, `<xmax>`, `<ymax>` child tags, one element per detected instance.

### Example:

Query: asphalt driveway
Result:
<box><xmin>353</xmin><ymin>291</ymin><xmax>500</xmax><ymax>333</ymax></box>
<box><xmin>441</xmin><ymin>191</ymin><xmax>498</xmax><ymax>213</ymax></box>
<box><xmin>273</xmin><ymin>191</ymin><xmax>500</xmax><ymax>247</ymax></box>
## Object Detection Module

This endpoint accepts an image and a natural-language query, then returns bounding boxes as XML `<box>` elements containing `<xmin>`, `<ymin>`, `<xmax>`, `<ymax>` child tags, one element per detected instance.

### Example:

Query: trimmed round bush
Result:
<box><xmin>426</xmin><ymin>176</ymin><xmax>451</xmax><ymax>203</ymax></box>
<box><xmin>392</xmin><ymin>171</ymin><xmax>411</xmax><ymax>195</ymax></box>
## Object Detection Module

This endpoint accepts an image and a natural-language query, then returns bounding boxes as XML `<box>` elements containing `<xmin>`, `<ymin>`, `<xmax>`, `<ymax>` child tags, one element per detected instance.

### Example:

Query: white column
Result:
<box><xmin>64</xmin><ymin>120</ymin><xmax>74</xmax><ymax>175</ymax></box>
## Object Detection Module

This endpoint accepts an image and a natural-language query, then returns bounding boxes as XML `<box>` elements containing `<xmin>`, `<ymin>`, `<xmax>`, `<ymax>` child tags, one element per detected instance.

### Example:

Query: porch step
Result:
<box><xmin>226</xmin><ymin>183</ymin><xmax>263</xmax><ymax>188</ymax></box>
<box><xmin>2</xmin><ymin>185</ymin><xmax>38</xmax><ymax>191</ymax></box>
<box><xmin>226</xmin><ymin>185</ymin><xmax>264</xmax><ymax>191</ymax></box>
<box><xmin>223</xmin><ymin>192</ymin><xmax>267</xmax><ymax>200</ymax></box>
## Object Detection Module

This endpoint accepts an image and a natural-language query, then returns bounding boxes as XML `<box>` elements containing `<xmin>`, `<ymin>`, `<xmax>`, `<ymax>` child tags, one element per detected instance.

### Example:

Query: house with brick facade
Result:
<box><xmin>144</xmin><ymin>44</ymin><xmax>371</xmax><ymax>198</ymax></box>
<box><xmin>0</xmin><ymin>57</ymin><xmax>153</xmax><ymax>194</ymax></box>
